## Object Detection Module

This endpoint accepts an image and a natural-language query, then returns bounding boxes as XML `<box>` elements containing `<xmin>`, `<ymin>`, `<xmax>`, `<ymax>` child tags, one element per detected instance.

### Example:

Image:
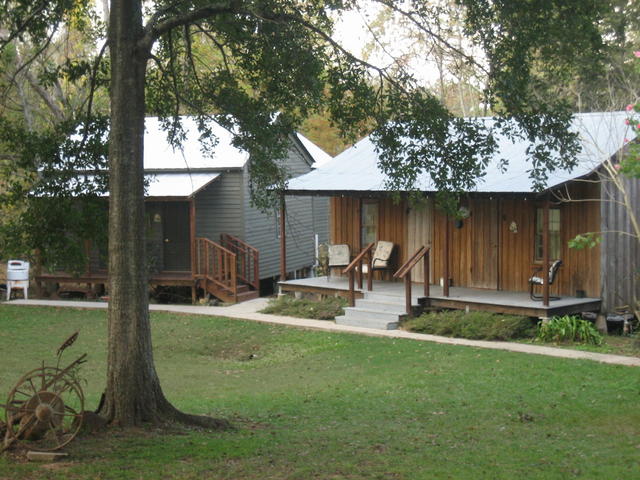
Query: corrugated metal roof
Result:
<box><xmin>75</xmin><ymin>172</ymin><xmax>220</xmax><ymax>198</ymax></box>
<box><xmin>143</xmin><ymin>117</ymin><xmax>249</xmax><ymax>170</ymax></box>
<box><xmin>295</xmin><ymin>132</ymin><xmax>333</xmax><ymax>168</ymax></box>
<box><xmin>145</xmin><ymin>172</ymin><xmax>220</xmax><ymax>197</ymax></box>
<box><xmin>286</xmin><ymin>111</ymin><xmax>636</xmax><ymax>194</ymax></box>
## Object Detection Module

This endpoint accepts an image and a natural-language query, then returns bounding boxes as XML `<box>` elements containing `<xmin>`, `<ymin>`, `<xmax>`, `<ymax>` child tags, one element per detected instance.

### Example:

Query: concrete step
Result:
<box><xmin>361</xmin><ymin>291</ymin><xmax>423</xmax><ymax>306</ymax></box>
<box><xmin>355</xmin><ymin>299</ymin><xmax>408</xmax><ymax>313</ymax></box>
<box><xmin>343</xmin><ymin>307</ymin><xmax>406</xmax><ymax>322</ymax></box>
<box><xmin>335</xmin><ymin>315</ymin><xmax>399</xmax><ymax>330</ymax></box>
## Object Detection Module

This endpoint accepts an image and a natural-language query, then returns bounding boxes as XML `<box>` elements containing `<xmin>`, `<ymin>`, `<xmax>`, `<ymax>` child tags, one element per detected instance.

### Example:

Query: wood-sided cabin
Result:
<box><xmin>282</xmin><ymin>112</ymin><xmax>639</xmax><ymax>317</ymax></box>
<box><xmin>36</xmin><ymin>118</ymin><xmax>330</xmax><ymax>303</ymax></box>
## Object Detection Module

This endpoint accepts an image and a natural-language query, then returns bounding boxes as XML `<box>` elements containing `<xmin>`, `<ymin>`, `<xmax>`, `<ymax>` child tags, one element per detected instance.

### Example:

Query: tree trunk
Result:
<box><xmin>100</xmin><ymin>0</ymin><xmax>228</xmax><ymax>429</ymax></box>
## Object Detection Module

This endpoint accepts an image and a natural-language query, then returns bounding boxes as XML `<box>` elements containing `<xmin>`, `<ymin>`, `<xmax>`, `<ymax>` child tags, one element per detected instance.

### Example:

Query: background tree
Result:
<box><xmin>0</xmin><ymin>1</ymin><xmax>110</xmax><ymax>272</ymax></box>
<box><xmin>0</xmin><ymin>0</ymin><xmax>612</xmax><ymax>427</ymax></box>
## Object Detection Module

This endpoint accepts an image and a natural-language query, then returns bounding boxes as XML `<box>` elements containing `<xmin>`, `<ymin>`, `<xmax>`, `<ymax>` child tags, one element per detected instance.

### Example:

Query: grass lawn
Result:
<box><xmin>0</xmin><ymin>305</ymin><xmax>639</xmax><ymax>479</ymax></box>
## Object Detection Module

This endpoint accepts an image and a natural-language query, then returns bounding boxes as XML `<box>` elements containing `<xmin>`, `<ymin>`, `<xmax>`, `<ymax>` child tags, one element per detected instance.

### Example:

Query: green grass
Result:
<box><xmin>1</xmin><ymin>305</ymin><xmax>639</xmax><ymax>479</ymax></box>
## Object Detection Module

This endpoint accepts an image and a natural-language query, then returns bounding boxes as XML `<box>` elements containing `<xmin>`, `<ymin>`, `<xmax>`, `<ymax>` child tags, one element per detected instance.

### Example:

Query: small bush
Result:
<box><xmin>261</xmin><ymin>295</ymin><xmax>347</xmax><ymax>320</ymax></box>
<box><xmin>536</xmin><ymin>315</ymin><xmax>603</xmax><ymax>345</ymax></box>
<box><xmin>405</xmin><ymin>310</ymin><xmax>536</xmax><ymax>341</ymax></box>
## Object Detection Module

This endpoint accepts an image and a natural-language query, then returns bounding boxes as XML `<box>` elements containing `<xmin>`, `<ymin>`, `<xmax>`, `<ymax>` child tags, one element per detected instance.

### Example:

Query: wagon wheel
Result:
<box><xmin>4</xmin><ymin>365</ymin><xmax>84</xmax><ymax>451</ymax></box>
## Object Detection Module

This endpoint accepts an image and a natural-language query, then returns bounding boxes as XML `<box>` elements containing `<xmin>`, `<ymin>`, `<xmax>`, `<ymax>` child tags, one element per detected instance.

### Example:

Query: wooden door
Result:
<box><xmin>470</xmin><ymin>198</ymin><xmax>499</xmax><ymax>289</ymax></box>
<box><xmin>162</xmin><ymin>202</ymin><xmax>190</xmax><ymax>271</ymax></box>
<box><xmin>407</xmin><ymin>200</ymin><xmax>434</xmax><ymax>283</ymax></box>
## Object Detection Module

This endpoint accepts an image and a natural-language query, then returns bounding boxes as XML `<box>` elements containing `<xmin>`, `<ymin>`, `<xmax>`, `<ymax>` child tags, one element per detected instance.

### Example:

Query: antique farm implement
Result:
<box><xmin>1</xmin><ymin>332</ymin><xmax>86</xmax><ymax>452</ymax></box>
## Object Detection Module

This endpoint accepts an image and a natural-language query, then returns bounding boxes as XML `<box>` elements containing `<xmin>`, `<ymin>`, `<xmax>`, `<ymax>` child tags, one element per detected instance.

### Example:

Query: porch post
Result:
<box><xmin>279</xmin><ymin>192</ymin><xmax>287</xmax><ymax>280</ymax></box>
<box><xmin>543</xmin><ymin>197</ymin><xmax>550</xmax><ymax>306</ymax></box>
<box><xmin>443</xmin><ymin>214</ymin><xmax>450</xmax><ymax>297</ymax></box>
<box><xmin>189</xmin><ymin>199</ymin><xmax>197</xmax><ymax>303</ymax></box>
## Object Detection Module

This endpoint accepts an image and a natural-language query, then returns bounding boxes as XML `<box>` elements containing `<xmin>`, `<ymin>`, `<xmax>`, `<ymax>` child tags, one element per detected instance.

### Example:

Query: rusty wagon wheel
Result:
<box><xmin>4</xmin><ymin>365</ymin><xmax>84</xmax><ymax>451</ymax></box>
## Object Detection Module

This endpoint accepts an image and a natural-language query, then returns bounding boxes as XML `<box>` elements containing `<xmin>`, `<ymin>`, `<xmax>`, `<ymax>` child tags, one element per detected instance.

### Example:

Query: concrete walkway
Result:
<box><xmin>5</xmin><ymin>298</ymin><xmax>640</xmax><ymax>367</ymax></box>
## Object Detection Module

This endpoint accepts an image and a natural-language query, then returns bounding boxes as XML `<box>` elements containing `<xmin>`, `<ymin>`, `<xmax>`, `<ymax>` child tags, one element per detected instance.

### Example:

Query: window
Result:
<box><xmin>534</xmin><ymin>208</ymin><xmax>561</xmax><ymax>261</ymax></box>
<box><xmin>361</xmin><ymin>200</ymin><xmax>378</xmax><ymax>246</ymax></box>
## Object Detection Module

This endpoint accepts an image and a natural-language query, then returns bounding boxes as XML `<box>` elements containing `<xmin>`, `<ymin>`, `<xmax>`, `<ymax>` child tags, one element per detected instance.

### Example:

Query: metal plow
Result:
<box><xmin>1</xmin><ymin>333</ymin><xmax>86</xmax><ymax>452</ymax></box>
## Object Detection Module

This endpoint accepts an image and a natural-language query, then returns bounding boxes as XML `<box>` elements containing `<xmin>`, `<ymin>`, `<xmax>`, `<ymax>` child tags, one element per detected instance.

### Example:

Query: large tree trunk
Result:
<box><xmin>100</xmin><ymin>0</ymin><xmax>228</xmax><ymax>429</ymax></box>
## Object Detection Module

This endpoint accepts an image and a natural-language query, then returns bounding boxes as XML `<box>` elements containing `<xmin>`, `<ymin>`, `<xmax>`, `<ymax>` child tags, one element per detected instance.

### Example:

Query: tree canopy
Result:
<box><xmin>0</xmin><ymin>0</ymin><xmax>617</xmax><ymax>426</ymax></box>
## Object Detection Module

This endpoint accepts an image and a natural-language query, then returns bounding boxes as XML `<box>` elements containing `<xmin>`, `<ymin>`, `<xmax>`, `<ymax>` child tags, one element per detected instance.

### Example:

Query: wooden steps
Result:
<box><xmin>195</xmin><ymin>235</ymin><xmax>260</xmax><ymax>304</ymax></box>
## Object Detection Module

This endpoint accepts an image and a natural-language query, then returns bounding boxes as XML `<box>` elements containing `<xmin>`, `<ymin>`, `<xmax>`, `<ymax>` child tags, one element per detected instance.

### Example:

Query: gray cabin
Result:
<box><xmin>37</xmin><ymin>118</ymin><xmax>330</xmax><ymax>303</ymax></box>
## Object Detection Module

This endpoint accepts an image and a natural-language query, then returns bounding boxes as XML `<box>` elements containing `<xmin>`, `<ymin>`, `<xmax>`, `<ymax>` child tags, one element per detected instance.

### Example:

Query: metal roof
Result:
<box><xmin>295</xmin><ymin>132</ymin><xmax>333</xmax><ymax>168</ymax></box>
<box><xmin>74</xmin><ymin>172</ymin><xmax>220</xmax><ymax>198</ymax></box>
<box><xmin>286</xmin><ymin>111</ymin><xmax>636</xmax><ymax>194</ymax></box>
<box><xmin>145</xmin><ymin>172</ymin><xmax>221</xmax><ymax>197</ymax></box>
<box><xmin>143</xmin><ymin>117</ymin><xmax>249</xmax><ymax>170</ymax></box>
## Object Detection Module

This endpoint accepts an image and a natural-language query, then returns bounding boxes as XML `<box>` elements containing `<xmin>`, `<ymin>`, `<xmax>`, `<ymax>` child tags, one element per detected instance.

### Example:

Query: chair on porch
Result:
<box><xmin>359</xmin><ymin>240</ymin><xmax>395</xmax><ymax>280</ymax></box>
<box><xmin>529</xmin><ymin>259</ymin><xmax>563</xmax><ymax>301</ymax></box>
<box><xmin>327</xmin><ymin>244</ymin><xmax>350</xmax><ymax>281</ymax></box>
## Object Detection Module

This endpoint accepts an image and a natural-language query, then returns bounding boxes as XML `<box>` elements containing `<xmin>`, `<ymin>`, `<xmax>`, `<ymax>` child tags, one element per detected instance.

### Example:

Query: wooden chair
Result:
<box><xmin>327</xmin><ymin>244</ymin><xmax>350</xmax><ymax>281</ymax></box>
<box><xmin>529</xmin><ymin>259</ymin><xmax>563</xmax><ymax>301</ymax></box>
<box><xmin>359</xmin><ymin>241</ymin><xmax>395</xmax><ymax>280</ymax></box>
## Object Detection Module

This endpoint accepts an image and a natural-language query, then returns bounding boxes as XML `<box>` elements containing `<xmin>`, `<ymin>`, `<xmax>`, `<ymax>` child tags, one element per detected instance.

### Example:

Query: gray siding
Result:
<box><xmin>195</xmin><ymin>171</ymin><xmax>244</xmax><ymax>242</ymax></box>
<box><xmin>600</xmin><ymin>174</ymin><xmax>640</xmax><ymax>313</ymax></box>
<box><xmin>312</xmin><ymin>196</ymin><xmax>329</xmax><ymax>245</ymax></box>
<box><xmin>244</xmin><ymin>142</ymin><xmax>320</xmax><ymax>279</ymax></box>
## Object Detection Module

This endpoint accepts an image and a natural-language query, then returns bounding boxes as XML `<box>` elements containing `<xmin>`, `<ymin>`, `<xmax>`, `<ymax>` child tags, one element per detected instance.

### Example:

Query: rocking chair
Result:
<box><xmin>358</xmin><ymin>241</ymin><xmax>395</xmax><ymax>280</ymax></box>
<box><xmin>529</xmin><ymin>259</ymin><xmax>563</xmax><ymax>301</ymax></box>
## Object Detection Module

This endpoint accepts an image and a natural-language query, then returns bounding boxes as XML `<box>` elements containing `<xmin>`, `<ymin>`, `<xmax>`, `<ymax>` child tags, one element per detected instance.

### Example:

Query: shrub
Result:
<box><xmin>536</xmin><ymin>315</ymin><xmax>603</xmax><ymax>345</ymax></box>
<box><xmin>261</xmin><ymin>295</ymin><xmax>347</xmax><ymax>320</ymax></box>
<box><xmin>404</xmin><ymin>310</ymin><xmax>537</xmax><ymax>341</ymax></box>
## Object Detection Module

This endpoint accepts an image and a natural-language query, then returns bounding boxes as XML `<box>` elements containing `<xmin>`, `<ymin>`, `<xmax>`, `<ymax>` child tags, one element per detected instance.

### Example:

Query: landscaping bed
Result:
<box><xmin>260</xmin><ymin>295</ymin><xmax>347</xmax><ymax>320</ymax></box>
<box><xmin>404</xmin><ymin>309</ymin><xmax>639</xmax><ymax>357</ymax></box>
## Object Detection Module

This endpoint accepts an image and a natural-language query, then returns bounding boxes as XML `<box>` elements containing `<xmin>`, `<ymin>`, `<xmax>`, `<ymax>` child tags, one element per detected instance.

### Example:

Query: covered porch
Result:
<box><xmin>279</xmin><ymin>276</ymin><xmax>601</xmax><ymax>318</ymax></box>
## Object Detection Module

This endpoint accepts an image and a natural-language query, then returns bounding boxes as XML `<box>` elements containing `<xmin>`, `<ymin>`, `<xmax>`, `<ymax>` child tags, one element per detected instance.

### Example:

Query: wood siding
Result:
<box><xmin>331</xmin><ymin>189</ymin><xmax>601</xmax><ymax>298</ymax></box>
<box><xmin>407</xmin><ymin>200</ymin><xmax>434</xmax><ymax>283</ymax></box>
<box><xmin>600</xmin><ymin>174</ymin><xmax>640</xmax><ymax>312</ymax></box>
<box><xmin>330</xmin><ymin>196</ymin><xmax>407</xmax><ymax>271</ymax></box>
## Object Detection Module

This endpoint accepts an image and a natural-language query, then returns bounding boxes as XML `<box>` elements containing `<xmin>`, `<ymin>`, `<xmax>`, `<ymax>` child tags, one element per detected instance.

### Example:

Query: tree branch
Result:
<box><xmin>249</xmin><ymin>10</ymin><xmax>415</xmax><ymax>95</ymax></box>
<box><xmin>24</xmin><ymin>70</ymin><xmax>65</xmax><ymax>122</ymax></box>
<box><xmin>140</xmin><ymin>1</ymin><xmax>241</xmax><ymax>53</ymax></box>
<box><xmin>371</xmin><ymin>0</ymin><xmax>490</xmax><ymax>77</ymax></box>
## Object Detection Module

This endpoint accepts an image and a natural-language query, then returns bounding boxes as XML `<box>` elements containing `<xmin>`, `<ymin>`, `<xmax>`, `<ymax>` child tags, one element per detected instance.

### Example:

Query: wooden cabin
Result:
<box><xmin>281</xmin><ymin>112</ymin><xmax>639</xmax><ymax>317</ymax></box>
<box><xmin>36</xmin><ymin>119</ymin><xmax>330</xmax><ymax>303</ymax></box>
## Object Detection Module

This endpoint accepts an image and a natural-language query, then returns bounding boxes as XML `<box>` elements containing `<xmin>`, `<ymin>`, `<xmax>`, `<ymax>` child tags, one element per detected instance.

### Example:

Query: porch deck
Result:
<box><xmin>279</xmin><ymin>276</ymin><xmax>601</xmax><ymax>318</ymax></box>
<box><xmin>35</xmin><ymin>271</ymin><xmax>194</xmax><ymax>298</ymax></box>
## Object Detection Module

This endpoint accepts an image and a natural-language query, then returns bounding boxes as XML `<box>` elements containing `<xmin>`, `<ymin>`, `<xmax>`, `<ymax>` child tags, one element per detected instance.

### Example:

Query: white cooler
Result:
<box><xmin>7</xmin><ymin>260</ymin><xmax>29</xmax><ymax>300</ymax></box>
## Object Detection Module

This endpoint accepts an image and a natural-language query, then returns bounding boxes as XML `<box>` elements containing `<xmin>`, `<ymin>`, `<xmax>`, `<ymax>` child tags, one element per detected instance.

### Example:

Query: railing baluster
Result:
<box><xmin>424</xmin><ymin>250</ymin><xmax>429</xmax><ymax>298</ymax></box>
<box><xmin>343</xmin><ymin>243</ymin><xmax>375</xmax><ymax>307</ymax></box>
<box><xmin>393</xmin><ymin>246</ymin><xmax>431</xmax><ymax>316</ymax></box>
<box><xmin>405</xmin><ymin>273</ymin><xmax>411</xmax><ymax>317</ymax></box>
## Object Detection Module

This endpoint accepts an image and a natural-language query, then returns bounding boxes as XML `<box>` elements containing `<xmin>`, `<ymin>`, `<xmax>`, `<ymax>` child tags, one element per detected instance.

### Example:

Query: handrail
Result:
<box><xmin>343</xmin><ymin>242</ymin><xmax>375</xmax><ymax>307</ymax></box>
<box><xmin>220</xmin><ymin>233</ymin><xmax>260</xmax><ymax>291</ymax></box>
<box><xmin>343</xmin><ymin>242</ymin><xmax>375</xmax><ymax>274</ymax></box>
<box><xmin>394</xmin><ymin>246</ymin><xmax>429</xmax><ymax>279</ymax></box>
<box><xmin>196</xmin><ymin>237</ymin><xmax>238</xmax><ymax>302</ymax></box>
<box><xmin>393</xmin><ymin>246</ymin><xmax>430</xmax><ymax>316</ymax></box>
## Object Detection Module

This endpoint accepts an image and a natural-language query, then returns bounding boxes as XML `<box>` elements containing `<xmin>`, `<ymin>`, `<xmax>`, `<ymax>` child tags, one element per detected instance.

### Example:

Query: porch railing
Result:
<box><xmin>220</xmin><ymin>233</ymin><xmax>259</xmax><ymax>291</ymax></box>
<box><xmin>342</xmin><ymin>242</ymin><xmax>375</xmax><ymax>307</ymax></box>
<box><xmin>195</xmin><ymin>237</ymin><xmax>238</xmax><ymax>303</ymax></box>
<box><xmin>393</xmin><ymin>246</ymin><xmax>430</xmax><ymax>316</ymax></box>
